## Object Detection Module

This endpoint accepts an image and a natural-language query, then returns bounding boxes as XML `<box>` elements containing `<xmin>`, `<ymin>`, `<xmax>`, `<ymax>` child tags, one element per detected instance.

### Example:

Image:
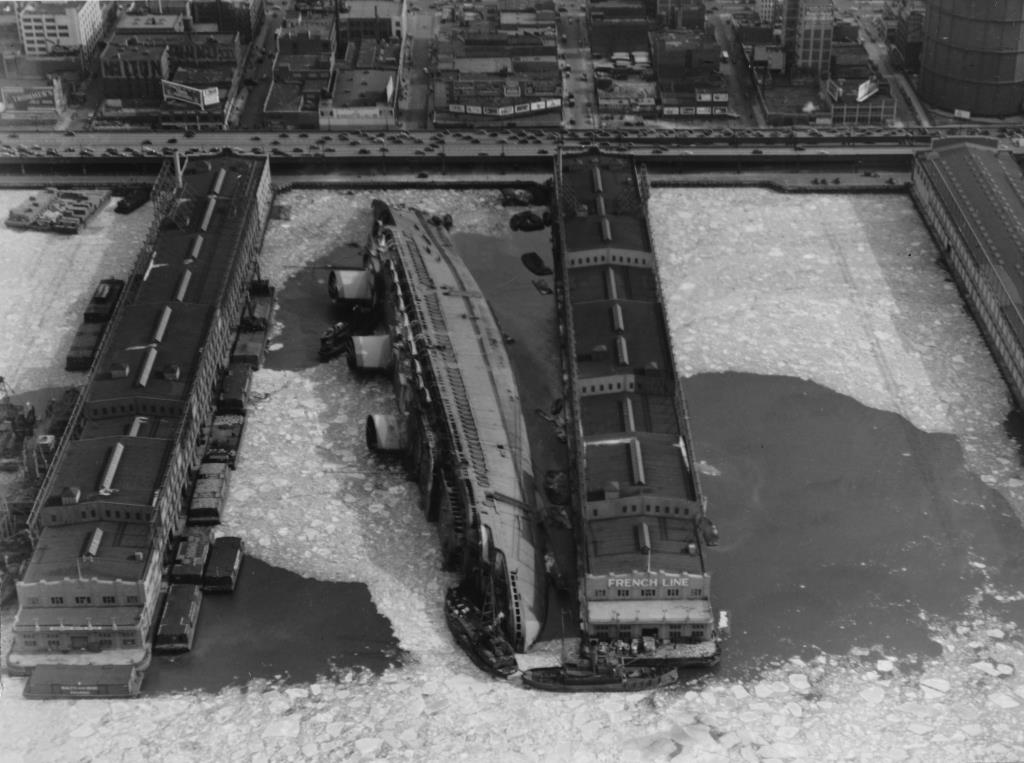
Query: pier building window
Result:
<box><xmin>666</xmin><ymin>588</ymin><xmax>680</xmax><ymax>597</ymax></box>
<box><xmin>99</xmin><ymin>638</ymin><xmax>113</xmax><ymax>649</ymax></box>
<box><xmin>28</xmin><ymin>597</ymin><xmax>39</xmax><ymax>605</ymax></box>
<box><xmin>22</xmin><ymin>638</ymin><xmax>36</xmax><ymax>648</ymax></box>
<box><xmin>102</xmin><ymin>596</ymin><xmax>116</xmax><ymax>604</ymax></box>
<box><xmin>126</xmin><ymin>596</ymin><xmax>139</xmax><ymax>604</ymax></box>
<box><xmin>74</xmin><ymin>596</ymin><xmax>91</xmax><ymax>605</ymax></box>
<box><xmin>669</xmin><ymin>625</ymin><xmax>682</xmax><ymax>642</ymax></box>
<box><xmin>618</xmin><ymin>628</ymin><xmax>632</xmax><ymax>641</ymax></box>
<box><xmin>48</xmin><ymin>639</ymin><xmax>61</xmax><ymax>649</ymax></box>
<box><xmin>594</xmin><ymin>625</ymin><xmax>611</xmax><ymax>640</ymax></box>
<box><xmin>617</xmin><ymin>589</ymin><xmax>630</xmax><ymax>598</ymax></box>
<box><xmin>641</xmin><ymin>589</ymin><xmax>656</xmax><ymax>598</ymax></box>
<box><xmin>593</xmin><ymin>589</ymin><xmax>607</xmax><ymax>598</ymax></box>
<box><xmin>692</xmin><ymin>588</ymin><xmax>703</xmax><ymax>597</ymax></box>
<box><xmin>50</xmin><ymin>596</ymin><xmax>64</xmax><ymax>605</ymax></box>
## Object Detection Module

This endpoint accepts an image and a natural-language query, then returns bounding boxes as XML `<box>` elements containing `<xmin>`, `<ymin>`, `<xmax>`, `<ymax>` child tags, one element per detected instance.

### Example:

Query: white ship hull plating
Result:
<box><xmin>348</xmin><ymin>201</ymin><xmax>542</xmax><ymax>652</ymax></box>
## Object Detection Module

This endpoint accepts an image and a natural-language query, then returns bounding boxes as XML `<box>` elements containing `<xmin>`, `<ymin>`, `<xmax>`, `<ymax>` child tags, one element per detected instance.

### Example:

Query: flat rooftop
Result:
<box><xmin>22</xmin><ymin>522</ymin><xmax>153</xmax><ymax>584</ymax></box>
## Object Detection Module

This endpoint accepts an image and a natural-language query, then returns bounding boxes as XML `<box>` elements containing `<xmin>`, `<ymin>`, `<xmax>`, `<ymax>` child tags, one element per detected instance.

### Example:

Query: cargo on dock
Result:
<box><xmin>6</xmin><ymin>188</ymin><xmax>111</xmax><ymax>234</ymax></box>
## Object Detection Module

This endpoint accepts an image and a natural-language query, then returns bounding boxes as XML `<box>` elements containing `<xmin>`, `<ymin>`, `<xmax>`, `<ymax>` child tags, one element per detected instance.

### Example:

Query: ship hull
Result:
<box><xmin>345</xmin><ymin>201</ymin><xmax>544</xmax><ymax>657</ymax></box>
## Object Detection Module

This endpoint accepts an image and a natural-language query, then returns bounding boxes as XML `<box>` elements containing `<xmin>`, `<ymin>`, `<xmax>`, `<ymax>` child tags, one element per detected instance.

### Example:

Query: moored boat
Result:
<box><xmin>521</xmin><ymin>657</ymin><xmax>679</xmax><ymax>693</ymax></box>
<box><xmin>444</xmin><ymin>587</ymin><xmax>519</xmax><ymax>679</ymax></box>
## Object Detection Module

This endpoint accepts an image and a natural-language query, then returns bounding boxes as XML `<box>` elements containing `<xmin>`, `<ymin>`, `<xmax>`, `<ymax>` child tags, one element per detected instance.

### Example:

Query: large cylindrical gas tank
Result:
<box><xmin>920</xmin><ymin>0</ymin><xmax>1024</xmax><ymax>117</ymax></box>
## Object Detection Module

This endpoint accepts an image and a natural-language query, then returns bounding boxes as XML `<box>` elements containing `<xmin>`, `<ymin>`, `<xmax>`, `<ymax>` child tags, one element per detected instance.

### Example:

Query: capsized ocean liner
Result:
<box><xmin>328</xmin><ymin>200</ymin><xmax>543</xmax><ymax>661</ymax></box>
<box><xmin>554</xmin><ymin>155</ymin><xmax>726</xmax><ymax>669</ymax></box>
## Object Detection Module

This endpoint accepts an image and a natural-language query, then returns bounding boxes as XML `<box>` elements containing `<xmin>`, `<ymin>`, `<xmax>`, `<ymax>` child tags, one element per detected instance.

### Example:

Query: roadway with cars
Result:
<box><xmin>0</xmin><ymin>124</ymin><xmax>1021</xmax><ymax>179</ymax></box>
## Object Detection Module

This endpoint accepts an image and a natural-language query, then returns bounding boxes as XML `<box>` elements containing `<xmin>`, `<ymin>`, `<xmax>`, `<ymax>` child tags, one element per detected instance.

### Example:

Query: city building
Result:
<box><xmin>654</xmin><ymin>0</ymin><xmax>705</xmax><ymax>31</ymax></box>
<box><xmin>99</xmin><ymin>42</ymin><xmax>170</xmax><ymax>101</ymax></box>
<box><xmin>0</xmin><ymin>76</ymin><xmax>67</xmax><ymax>124</ymax></box>
<box><xmin>653</xmin><ymin>30</ymin><xmax>727</xmax><ymax>119</ymax></box>
<box><xmin>278</xmin><ymin>11</ymin><xmax>336</xmax><ymax>57</ymax></box>
<box><xmin>919</xmin><ymin>0</ymin><xmax>1024</xmax><ymax>118</ymax></box>
<box><xmin>735</xmin><ymin>22</ymin><xmax>784</xmax><ymax>75</ymax></box>
<box><xmin>338</xmin><ymin>0</ymin><xmax>405</xmax><ymax>46</ymax></box>
<box><xmin>17</xmin><ymin>1</ymin><xmax>104</xmax><ymax>58</ymax></box>
<box><xmin>791</xmin><ymin>0</ymin><xmax>831</xmax><ymax>75</ymax></box>
<box><xmin>432</xmin><ymin>33</ymin><xmax>561</xmax><ymax>126</ymax></box>
<box><xmin>821</xmin><ymin>42</ymin><xmax>895</xmax><ymax>125</ymax></box>
<box><xmin>190</xmin><ymin>0</ymin><xmax>264</xmax><ymax>43</ymax></box>
<box><xmin>913</xmin><ymin>138</ymin><xmax>1024</xmax><ymax>412</ymax></box>
<box><xmin>891</xmin><ymin>0</ymin><xmax>924</xmax><ymax>73</ymax></box>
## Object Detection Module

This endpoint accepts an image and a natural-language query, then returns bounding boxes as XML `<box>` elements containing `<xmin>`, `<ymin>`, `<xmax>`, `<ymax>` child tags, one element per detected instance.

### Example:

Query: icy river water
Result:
<box><xmin>2</xmin><ymin>185</ymin><xmax>1024</xmax><ymax>761</ymax></box>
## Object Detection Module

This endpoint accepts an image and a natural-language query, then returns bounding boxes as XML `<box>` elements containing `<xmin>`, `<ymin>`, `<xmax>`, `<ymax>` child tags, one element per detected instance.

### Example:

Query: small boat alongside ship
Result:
<box><xmin>521</xmin><ymin>658</ymin><xmax>679</xmax><ymax>693</ymax></box>
<box><xmin>445</xmin><ymin>587</ymin><xmax>519</xmax><ymax>678</ymax></box>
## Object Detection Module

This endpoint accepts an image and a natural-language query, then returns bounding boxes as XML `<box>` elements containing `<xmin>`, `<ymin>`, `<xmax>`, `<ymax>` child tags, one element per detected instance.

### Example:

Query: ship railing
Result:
<box><xmin>553</xmin><ymin>155</ymin><xmax>591</xmax><ymax>590</ymax></box>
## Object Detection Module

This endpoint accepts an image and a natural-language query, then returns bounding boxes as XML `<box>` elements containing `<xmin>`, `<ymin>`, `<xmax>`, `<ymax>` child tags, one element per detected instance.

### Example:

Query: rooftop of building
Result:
<box><xmin>100</xmin><ymin>43</ymin><xmax>169</xmax><ymax>62</ymax></box>
<box><xmin>85</xmin><ymin>161</ymin><xmax>261</xmax><ymax>407</ymax></box>
<box><xmin>22</xmin><ymin>522</ymin><xmax>153</xmax><ymax>584</ymax></box>
<box><xmin>116</xmin><ymin>14</ymin><xmax>184</xmax><ymax>32</ymax></box>
<box><xmin>281</xmin><ymin>13</ymin><xmax>335</xmax><ymax>37</ymax></box>
<box><xmin>917</xmin><ymin>139</ymin><xmax>1024</xmax><ymax>334</ymax></box>
<box><xmin>19</xmin><ymin>2</ymin><xmax>91</xmax><ymax>17</ymax></box>
<box><xmin>107</xmin><ymin>31</ymin><xmax>239</xmax><ymax>48</ymax></box>
<box><xmin>340</xmin><ymin>0</ymin><xmax>403</xmax><ymax>17</ymax></box>
<box><xmin>735</xmin><ymin>23</ymin><xmax>777</xmax><ymax>44</ymax></box>
<box><xmin>584</xmin><ymin>513</ymin><xmax>705</xmax><ymax>576</ymax></box>
<box><xmin>173</xmin><ymin>66</ymin><xmax>233</xmax><ymax>86</ymax></box>
<box><xmin>44</xmin><ymin>435</ymin><xmax>173</xmax><ymax>509</ymax></box>
<box><xmin>354</xmin><ymin>39</ymin><xmax>399</xmax><ymax>68</ymax></box>
<box><xmin>333</xmin><ymin>67</ymin><xmax>389</xmax><ymax>106</ymax></box>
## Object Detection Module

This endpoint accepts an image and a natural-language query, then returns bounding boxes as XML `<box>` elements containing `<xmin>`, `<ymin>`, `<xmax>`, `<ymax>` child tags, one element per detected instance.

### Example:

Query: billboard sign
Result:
<box><xmin>0</xmin><ymin>86</ymin><xmax>57</xmax><ymax>111</ymax></box>
<box><xmin>856</xmin><ymin>79</ymin><xmax>879</xmax><ymax>103</ymax></box>
<box><xmin>162</xmin><ymin>80</ymin><xmax>208</xmax><ymax>108</ymax></box>
<box><xmin>201</xmin><ymin>87</ymin><xmax>220</xmax><ymax>107</ymax></box>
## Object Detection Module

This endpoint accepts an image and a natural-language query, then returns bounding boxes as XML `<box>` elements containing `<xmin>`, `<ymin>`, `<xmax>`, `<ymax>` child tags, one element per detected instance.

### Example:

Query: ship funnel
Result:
<box><xmin>348</xmin><ymin>335</ymin><xmax>394</xmax><ymax>372</ymax></box>
<box><xmin>366</xmin><ymin>414</ymin><xmax>408</xmax><ymax>452</ymax></box>
<box><xmin>328</xmin><ymin>268</ymin><xmax>376</xmax><ymax>307</ymax></box>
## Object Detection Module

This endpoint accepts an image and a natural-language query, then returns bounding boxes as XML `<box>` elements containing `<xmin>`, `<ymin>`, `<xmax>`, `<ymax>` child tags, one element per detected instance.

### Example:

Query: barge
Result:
<box><xmin>554</xmin><ymin>155</ymin><xmax>726</xmax><ymax>670</ymax></box>
<box><xmin>330</xmin><ymin>200</ymin><xmax>544</xmax><ymax>659</ymax></box>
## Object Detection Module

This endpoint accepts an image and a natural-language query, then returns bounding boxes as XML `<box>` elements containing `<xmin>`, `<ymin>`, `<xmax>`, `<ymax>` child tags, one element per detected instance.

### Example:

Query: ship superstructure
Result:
<box><xmin>555</xmin><ymin>155</ymin><xmax>722</xmax><ymax>667</ymax></box>
<box><xmin>333</xmin><ymin>201</ymin><xmax>542</xmax><ymax>652</ymax></box>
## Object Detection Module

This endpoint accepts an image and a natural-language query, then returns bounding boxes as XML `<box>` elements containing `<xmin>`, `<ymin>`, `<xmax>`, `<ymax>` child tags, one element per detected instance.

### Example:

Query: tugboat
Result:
<box><xmin>114</xmin><ymin>186</ymin><xmax>150</xmax><ymax>214</ymax></box>
<box><xmin>521</xmin><ymin>646</ymin><xmax>679</xmax><ymax>693</ymax></box>
<box><xmin>444</xmin><ymin>586</ymin><xmax>519</xmax><ymax>679</ymax></box>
